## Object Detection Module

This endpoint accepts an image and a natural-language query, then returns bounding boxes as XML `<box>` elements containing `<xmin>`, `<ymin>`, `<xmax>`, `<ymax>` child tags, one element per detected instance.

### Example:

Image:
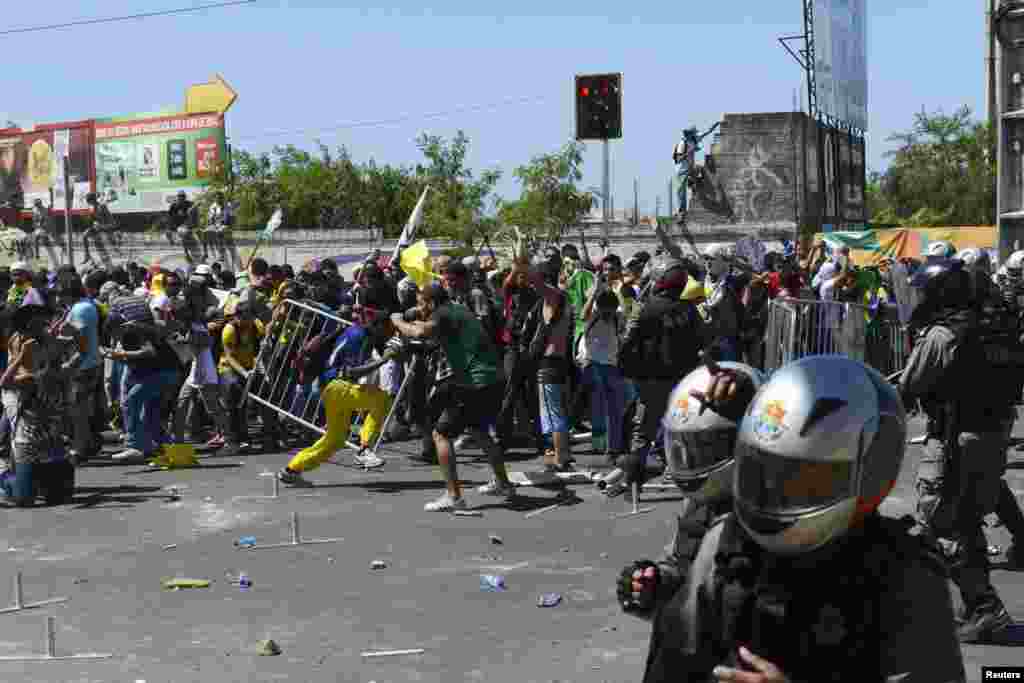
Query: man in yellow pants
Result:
<box><xmin>278</xmin><ymin>305</ymin><xmax>403</xmax><ymax>487</ymax></box>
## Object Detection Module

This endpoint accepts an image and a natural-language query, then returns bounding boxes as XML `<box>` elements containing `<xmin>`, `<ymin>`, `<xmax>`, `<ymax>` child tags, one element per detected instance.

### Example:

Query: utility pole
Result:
<box><xmin>63</xmin><ymin>155</ymin><xmax>73</xmax><ymax>267</ymax></box>
<box><xmin>668</xmin><ymin>178</ymin><xmax>674</xmax><ymax>218</ymax></box>
<box><xmin>988</xmin><ymin>0</ymin><xmax>998</xmax><ymax>130</ymax></box>
<box><xmin>633</xmin><ymin>178</ymin><xmax>639</xmax><ymax>225</ymax></box>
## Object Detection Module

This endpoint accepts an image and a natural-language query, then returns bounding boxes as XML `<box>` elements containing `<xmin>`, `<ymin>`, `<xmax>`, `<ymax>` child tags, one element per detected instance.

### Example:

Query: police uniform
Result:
<box><xmin>646</xmin><ymin>513</ymin><xmax>965</xmax><ymax>683</ymax></box>
<box><xmin>900</xmin><ymin>307</ymin><xmax>1014</xmax><ymax>634</ymax></box>
<box><xmin>649</xmin><ymin>356</ymin><xmax>965</xmax><ymax>683</ymax></box>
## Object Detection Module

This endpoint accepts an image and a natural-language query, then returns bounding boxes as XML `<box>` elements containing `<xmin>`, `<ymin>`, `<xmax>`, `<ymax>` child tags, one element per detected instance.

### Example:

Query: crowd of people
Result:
<box><xmin>0</xmin><ymin>216</ymin><xmax>1021</xmax><ymax>679</ymax></box>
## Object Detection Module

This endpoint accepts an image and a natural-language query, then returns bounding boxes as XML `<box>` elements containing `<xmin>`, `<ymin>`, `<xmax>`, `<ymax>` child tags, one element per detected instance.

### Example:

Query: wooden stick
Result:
<box><xmin>361</xmin><ymin>648</ymin><xmax>425</xmax><ymax>658</ymax></box>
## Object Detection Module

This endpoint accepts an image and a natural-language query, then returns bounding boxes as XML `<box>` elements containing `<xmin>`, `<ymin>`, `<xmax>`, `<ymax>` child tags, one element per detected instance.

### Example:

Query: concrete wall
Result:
<box><xmin>688</xmin><ymin>112</ymin><xmax>805</xmax><ymax>228</ymax></box>
<box><xmin>686</xmin><ymin>111</ymin><xmax>866</xmax><ymax>234</ymax></box>
<box><xmin>7</xmin><ymin>222</ymin><xmax>795</xmax><ymax>275</ymax></box>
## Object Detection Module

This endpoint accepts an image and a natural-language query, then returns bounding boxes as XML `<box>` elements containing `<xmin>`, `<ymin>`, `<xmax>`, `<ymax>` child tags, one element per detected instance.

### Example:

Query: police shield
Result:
<box><xmin>889</xmin><ymin>260</ymin><xmax>914</xmax><ymax>326</ymax></box>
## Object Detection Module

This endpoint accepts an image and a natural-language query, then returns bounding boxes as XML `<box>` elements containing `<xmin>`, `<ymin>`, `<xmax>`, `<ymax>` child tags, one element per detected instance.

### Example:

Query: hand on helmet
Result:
<box><xmin>617</xmin><ymin>560</ymin><xmax>659</xmax><ymax>615</ymax></box>
<box><xmin>690</xmin><ymin>370</ymin><xmax>752</xmax><ymax>422</ymax></box>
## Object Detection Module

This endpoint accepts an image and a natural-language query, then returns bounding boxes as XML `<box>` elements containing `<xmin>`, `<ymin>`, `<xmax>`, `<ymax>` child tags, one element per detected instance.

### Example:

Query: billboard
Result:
<box><xmin>813</xmin><ymin>0</ymin><xmax>868</xmax><ymax>131</ymax></box>
<box><xmin>93</xmin><ymin>112</ymin><xmax>225</xmax><ymax>214</ymax></box>
<box><xmin>0</xmin><ymin>123</ymin><xmax>94</xmax><ymax>214</ymax></box>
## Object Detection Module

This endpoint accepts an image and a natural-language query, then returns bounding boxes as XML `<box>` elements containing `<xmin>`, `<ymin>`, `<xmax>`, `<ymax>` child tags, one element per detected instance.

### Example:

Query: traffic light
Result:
<box><xmin>575</xmin><ymin>73</ymin><xmax>622</xmax><ymax>141</ymax></box>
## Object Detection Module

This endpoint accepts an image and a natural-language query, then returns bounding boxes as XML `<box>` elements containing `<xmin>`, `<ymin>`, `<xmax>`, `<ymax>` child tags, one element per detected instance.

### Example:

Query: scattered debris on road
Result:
<box><xmin>361</xmin><ymin>648</ymin><xmax>425</xmax><ymax>658</ymax></box>
<box><xmin>537</xmin><ymin>593</ymin><xmax>562</xmax><ymax>608</ymax></box>
<box><xmin>162</xmin><ymin>578</ymin><xmax>211</xmax><ymax>590</ymax></box>
<box><xmin>480</xmin><ymin>575</ymin><xmax>506</xmax><ymax>592</ymax></box>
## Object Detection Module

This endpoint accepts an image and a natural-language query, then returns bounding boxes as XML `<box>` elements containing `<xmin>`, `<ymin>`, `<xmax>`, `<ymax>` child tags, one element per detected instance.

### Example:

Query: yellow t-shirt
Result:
<box><xmin>219</xmin><ymin>319</ymin><xmax>265</xmax><ymax>374</ymax></box>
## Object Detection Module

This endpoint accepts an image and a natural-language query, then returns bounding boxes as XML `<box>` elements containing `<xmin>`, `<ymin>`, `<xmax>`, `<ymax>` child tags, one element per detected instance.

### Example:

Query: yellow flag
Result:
<box><xmin>400</xmin><ymin>240</ymin><xmax>439</xmax><ymax>289</ymax></box>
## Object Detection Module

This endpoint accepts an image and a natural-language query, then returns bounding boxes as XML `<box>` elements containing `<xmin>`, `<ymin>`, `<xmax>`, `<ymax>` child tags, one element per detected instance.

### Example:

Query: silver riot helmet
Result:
<box><xmin>1004</xmin><ymin>250</ymin><xmax>1024</xmax><ymax>286</ymax></box>
<box><xmin>663</xmin><ymin>362</ymin><xmax>766</xmax><ymax>500</ymax></box>
<box><xmin>733</xmin><ymin>356</ymin><xmax>907</xmax><ymax>556</ymax></box>
<box><xmin>704</xmin><ymin>245</ymin><xmax>730</xmax><ymax>279</ymax></box>
<box><xmin>956</xmin><ymin>248</ymin><xmax>993</xmax><ymax>302</ymax></box>
<box><xmin>926</xmin><ymin>241</ymin><xmax>956</xmax><ymax>258</ymax></box>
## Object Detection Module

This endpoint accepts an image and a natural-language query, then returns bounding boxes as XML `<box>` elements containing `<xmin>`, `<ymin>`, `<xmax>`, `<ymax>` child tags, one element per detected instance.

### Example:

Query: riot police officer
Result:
<box><xmin>957</xmin><ymin>248</ymin><xmax>1024</xmax><ymax>567</ymax></box>
<box><xmin>618</xmin><ymin>361</ymin><xmax>763</xmax><ymax>680</ymax></box>
<box><xmin>654</xmin><ymin>355</ymin><xmax>964</xmax><ymax>683</ymax></box>
<box><xmin>900</xmin><ymin>256</ymin><xmax>1015</xmax><ymax>643</ymax></box>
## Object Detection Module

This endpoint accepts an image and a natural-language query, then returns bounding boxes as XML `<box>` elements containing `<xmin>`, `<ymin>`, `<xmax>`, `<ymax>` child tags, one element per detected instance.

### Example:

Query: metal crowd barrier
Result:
<box><xmin>763</xmin><ymin>298</ymin><xmax>909</xmax><ymax>376</ymax></box>
<box><xmin>243</xmin><ymin>299</ymin><xmax>409</xmax><ymax>455</ymax></box>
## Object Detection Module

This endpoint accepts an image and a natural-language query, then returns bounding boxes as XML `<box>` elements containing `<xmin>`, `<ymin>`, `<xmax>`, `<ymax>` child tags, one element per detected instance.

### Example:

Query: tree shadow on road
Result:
<box><xmin>69</xmin><ymin>484</ymin><xmax>177</xmax><ymax>510</ymax></box>
<box><xmin>311</xmin><ymin>479</ymin><xmax>487</xmax><ymax>493</ymax></box>
<box><xmin>473</xmin><ymin>491</ymin><xmax>586</xmax><ymax>514</ymax></box>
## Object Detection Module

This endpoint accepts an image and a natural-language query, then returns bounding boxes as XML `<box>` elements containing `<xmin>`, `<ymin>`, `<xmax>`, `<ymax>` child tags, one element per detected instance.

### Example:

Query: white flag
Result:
<box><xmin>261</xmin><ymin>208</ymin><xmax>283</xmax><ymax>239</ymax></box>
<box><xmin>392</xmin><ymin>186</ymin><xmax>430</xmax><ymax>264</ymax></box>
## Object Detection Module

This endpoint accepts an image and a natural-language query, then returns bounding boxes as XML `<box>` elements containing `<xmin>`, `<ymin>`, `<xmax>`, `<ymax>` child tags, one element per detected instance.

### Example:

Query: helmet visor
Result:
<box><xmin>664</xmin><ymin>426</ymin><xmax>735</xmax><ymax>480</ymax></box>
<box><xmin>735</xmin><ymin>443</ymin><xmax>855</xmax><ymax>515</ymax></box>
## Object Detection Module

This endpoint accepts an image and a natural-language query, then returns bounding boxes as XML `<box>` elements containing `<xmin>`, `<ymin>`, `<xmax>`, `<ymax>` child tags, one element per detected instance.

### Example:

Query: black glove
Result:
<box><xmin>617</xmin><ymin>560</ymin><xmax>659</xmax><ymax>615</ymax></box>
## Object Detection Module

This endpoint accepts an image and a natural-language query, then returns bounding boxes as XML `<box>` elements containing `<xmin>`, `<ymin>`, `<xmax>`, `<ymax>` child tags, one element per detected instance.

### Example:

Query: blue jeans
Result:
<box><xmin>122</xmin><ymin>370</ymin><xmax>178</xmax><ymax>454</ymax></box>
<box><xmin>582</xmin><ymin>363</ymin><xmax>626</xmax><ymax>453</ymax></box>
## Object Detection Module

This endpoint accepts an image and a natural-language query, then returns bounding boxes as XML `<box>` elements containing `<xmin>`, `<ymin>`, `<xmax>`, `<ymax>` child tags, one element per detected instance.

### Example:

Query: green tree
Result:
<box><xmin>871</xmin><ymin>106</ymin><xmax>995</xmax><ymax>226</ymax></box>
<box><xmin>414</xmin><ymin>131</ymin><xmax>501</xmax><ymax>246</ymax></box>
<box><xmin>498</xmin><ymin>141</ymin><xmax>592</xmax><ymax>248</ymax></box>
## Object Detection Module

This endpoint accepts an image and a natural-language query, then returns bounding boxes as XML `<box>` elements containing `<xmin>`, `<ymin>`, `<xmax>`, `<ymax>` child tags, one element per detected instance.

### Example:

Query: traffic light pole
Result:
<box><xmin>602</xmin><ymin>139</ymin><xmax>611</xmax><ymax>238</ymax></box>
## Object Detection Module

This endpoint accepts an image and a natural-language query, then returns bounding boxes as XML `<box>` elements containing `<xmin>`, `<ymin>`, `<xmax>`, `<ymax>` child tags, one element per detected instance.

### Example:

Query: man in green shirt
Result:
<box><xmin>391</xmin><ymin>283</ymin><xmax>516</xmax><ymax>512</ymax></box>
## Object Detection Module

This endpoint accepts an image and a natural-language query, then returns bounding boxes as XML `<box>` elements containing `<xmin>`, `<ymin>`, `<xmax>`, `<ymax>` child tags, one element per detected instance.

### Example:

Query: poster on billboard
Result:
<box><xmin>813</xmin><ymin>0</ymin><xmax>868</xmax><ymax>131</ymax></box>
<box><xmin>0</xmin><ymin>127</ymin><xmax>93</xmax><ymax>214</ymax></box>
<box><xmin>94</xmin><ymin>113</ymin><xmax>225</xmax><ymax>214</ymax></box>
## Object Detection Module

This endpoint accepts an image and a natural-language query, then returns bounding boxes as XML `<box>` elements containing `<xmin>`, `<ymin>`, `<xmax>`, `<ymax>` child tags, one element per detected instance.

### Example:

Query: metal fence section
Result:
<box><xmin>762</xmin><ymin>298</ymin><xmax>908</xmax><ymax>376</ymax></box>
<box><xmin>244</xmin><ymin>298</ymin><xmax>349</xmax><ymax>436</ymax></box>
<box><xmin>244</xmin><ymin>298</ymin><xmax>410</xmax><ymax>456</ymax></box>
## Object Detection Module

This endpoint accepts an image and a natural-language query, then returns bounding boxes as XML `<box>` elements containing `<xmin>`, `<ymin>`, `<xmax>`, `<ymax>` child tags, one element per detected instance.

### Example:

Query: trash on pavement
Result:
<box><xmin>370</xmin><ymin>560</ymin><xmax>388</xmax><ymax>570</ymax></box>
<box><xmin>255</xmin><ymin>639</ymin><xmax>281</xmax><ymax>656</ymax></box>
<box><xmin>235</xmin><ymin>536</ymin><xmax>257</xmax><ymax>548</ymax></box>
<box><xmin>361</xmin><ymin>648</ymin><xmax>425</xmax><ymax>658</ymax></box>
<box><xmin>488</xmin><ymin>534</ymin><xmax>503</xmax><ymax>545</ymax></box>
<box><xmin>480</xmin><ymin>575</ymin><xmax>506</xmax><ymax>592</ymax></box>
<box><xmin>162</xmin><ymin>578</ymin><xmax>211</xmax><ymax>590</ymax></box>
<box><xmin>162</xmin><ymin>544</ymin><xmax>177</xmax><ymax>551</ymax></box>
<box><xmin>537</xmin><ymin>593</ymin><xmax>562</xmax><ymax>608</ymax></box>
<box><xmin>452</xmin><ymin>510</ymin><xmax>483</xmax><ymax>517</ymax></box>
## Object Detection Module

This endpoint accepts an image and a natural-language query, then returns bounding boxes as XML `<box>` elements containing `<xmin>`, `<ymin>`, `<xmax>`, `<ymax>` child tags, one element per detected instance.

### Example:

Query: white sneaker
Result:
<box><xmin>112</xmin><ymin>448</ymin><xmax>146</xmax><ymax>463</ymax></box>
<box><xmin>277</xmin><ymin>468</ymin><xmax>314</xmax><ymax>488</ymax></box>
<box><xmin>454</xmin><ymin>434</ymin><xmax>475</xmax><ymax>451</ymax></box>
<box><xmin>424</xmin><ymin>493</ymin><xmax>467</xmax><ymax>512</ymax></box>
<box><xmin>354</xmin><ymin>449</ymin><xmax>384</xmax><ymax>469</ymax></box>
<box><xmin>477</xmin><ymin>479</ymin><xmax>517</xmax><ymax>499</ymax></box>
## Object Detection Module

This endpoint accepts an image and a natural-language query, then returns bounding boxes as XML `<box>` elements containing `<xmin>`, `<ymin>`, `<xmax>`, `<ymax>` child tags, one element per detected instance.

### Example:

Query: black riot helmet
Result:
<box><xmin>649</xmin><ymin>255</ymin><xmax>690</xmax><ymax>297</ymax></box>
<box><xmin>906</xmin><ymin>257</ymin><xmax>971</xmax><ymax>329</ymax></box>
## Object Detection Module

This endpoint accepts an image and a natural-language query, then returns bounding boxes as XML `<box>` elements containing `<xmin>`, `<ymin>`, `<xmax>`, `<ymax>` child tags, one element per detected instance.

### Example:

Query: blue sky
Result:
<box><xmin>0</xmin><ymin>0</ymin><xmax>986</xmax><ymax>215</ymax></box>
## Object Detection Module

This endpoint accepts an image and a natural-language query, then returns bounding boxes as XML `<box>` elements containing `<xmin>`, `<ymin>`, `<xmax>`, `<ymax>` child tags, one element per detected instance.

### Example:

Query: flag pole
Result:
<box><xmin>391</xmin><ymin>186</ymin><xmax>430</xmax><ymax>266</ymax></box>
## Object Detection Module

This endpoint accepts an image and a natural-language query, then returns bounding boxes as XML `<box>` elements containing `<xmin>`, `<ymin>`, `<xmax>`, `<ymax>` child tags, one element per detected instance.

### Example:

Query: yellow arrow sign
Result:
<box><xmin>185</xmin><ymin>74</ymin><xmax>238</xmax><ymax>115</ymax></box>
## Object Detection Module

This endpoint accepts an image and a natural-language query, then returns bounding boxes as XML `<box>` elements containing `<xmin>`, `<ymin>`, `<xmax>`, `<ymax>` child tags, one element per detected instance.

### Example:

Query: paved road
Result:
<box><xmin>0</xmin><ymin>415</ymin><xmax>1021</xmax><ymax>683</ymax></box>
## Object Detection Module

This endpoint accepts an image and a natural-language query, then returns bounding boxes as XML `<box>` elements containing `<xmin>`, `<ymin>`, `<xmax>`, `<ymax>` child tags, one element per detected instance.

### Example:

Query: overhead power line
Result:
<box><xmin>231</xmin><ymin>94</ymin><xmax>551</xmax><ymax>142</ymax></box>
<box><xmin>0</xmin><ymin>0</ymin><xmax>257</xmax><ymax>37</ymax></box>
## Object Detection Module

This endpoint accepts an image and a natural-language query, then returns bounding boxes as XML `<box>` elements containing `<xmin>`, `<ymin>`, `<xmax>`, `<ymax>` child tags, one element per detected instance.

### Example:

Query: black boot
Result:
<box><xmin>958</xmin><ymin>598</ymin><xmax>1012</xmax><ymax>643</ymax></box>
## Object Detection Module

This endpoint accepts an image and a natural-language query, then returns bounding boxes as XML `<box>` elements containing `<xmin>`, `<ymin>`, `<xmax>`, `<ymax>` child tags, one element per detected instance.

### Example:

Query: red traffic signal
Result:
<box><xmin>580</xmin><ymin>87</ymin><xmax>590</xmax><ymax>97</ymax></box>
